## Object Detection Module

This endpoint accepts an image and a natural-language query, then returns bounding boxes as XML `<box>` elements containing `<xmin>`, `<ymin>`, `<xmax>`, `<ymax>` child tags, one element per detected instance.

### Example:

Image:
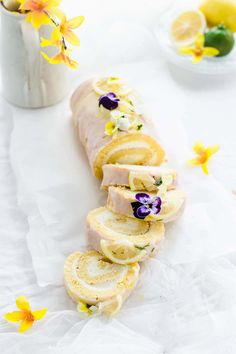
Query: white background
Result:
<box><xmin>1</xmin><ymin>0</ymin><xmax>236</xmax><ymax>353</ymax></box>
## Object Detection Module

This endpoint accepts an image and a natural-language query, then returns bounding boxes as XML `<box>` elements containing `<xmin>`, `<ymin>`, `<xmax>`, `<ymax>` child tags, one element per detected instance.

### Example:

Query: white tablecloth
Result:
<box><xmin>1</xmin><ymin>1</ymin><xmax>236</xmax><ymax>353</ymax></box>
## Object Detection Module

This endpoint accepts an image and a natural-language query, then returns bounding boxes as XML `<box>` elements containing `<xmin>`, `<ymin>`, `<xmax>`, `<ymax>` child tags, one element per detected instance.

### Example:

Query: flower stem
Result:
<box><xmin>43</xmin><ymin>11</ymin><xmax>67</xmax><ymax>50</ymax></box>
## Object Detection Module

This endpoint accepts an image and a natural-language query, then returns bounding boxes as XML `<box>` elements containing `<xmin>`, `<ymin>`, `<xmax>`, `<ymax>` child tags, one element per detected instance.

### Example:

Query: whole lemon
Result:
<box><xmin>200</xmin><ymin>0</ymin><xmax>236</xmax><ymax>32</ymax></box>
<box><xmin>204</xmin><ymin>24</ymin><xmax>235</xmax><ymax>56</ymax></box>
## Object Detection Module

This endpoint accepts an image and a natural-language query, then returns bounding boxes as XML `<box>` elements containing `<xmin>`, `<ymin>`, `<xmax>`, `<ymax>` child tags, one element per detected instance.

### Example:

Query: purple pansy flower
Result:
<box><xmin>98</xmin><ymin>92</ymin><xmax>120</xmax><ymax>110</ymax></box>
<box><xmin>131</xmin><ymin>193</ymin><xmax>162</xmax><ymax>220</ymax></box>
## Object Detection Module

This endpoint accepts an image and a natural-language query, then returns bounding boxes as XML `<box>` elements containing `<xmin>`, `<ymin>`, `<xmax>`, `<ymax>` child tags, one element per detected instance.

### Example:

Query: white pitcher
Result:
<box><xmin>0</xmin><ymin>4</ymin><xmax>69</xmax><ymax>108</ymax></box>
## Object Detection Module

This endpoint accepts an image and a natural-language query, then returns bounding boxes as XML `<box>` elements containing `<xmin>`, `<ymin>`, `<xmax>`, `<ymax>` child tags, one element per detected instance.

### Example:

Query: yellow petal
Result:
<box><xmin>178</xmin><ymin>47</ymin><xmax>194</xmax><ymax>55</ymax></box>
<box><xmin>30</xmin><ymin>12</ymin><xmax>51</xmax><ymax>29</ymax></box>
<box><xmin>32</xmin><ymin>309</ymin><xmax>47</xmax><ymax>321</ymax></box>
<box><xmin>40</xmin><ymin>38</ymin><xmax>54</xmax><ymax>47</ymax></box>
<box><xmin>201</xmin><ymin>162</ymin><xmax>209</xmax><ymax>174</ymax></box>
<box><xmin>67</xmin><ymin>16</ymin><xmax>84</xmax><ymax>29</ymax></box>
<box><xmin>105</xmin><ymin>122</ymin><xmax>116</xmax><ymax>136</ymax></box>
<box><xmin>64</xmin><ymin>30</ymin><xmax>80</xmax><ymax>46</ymax></box>
<box><xmin>51</xmin><ymin>7</ymin><xmax>65</xmax><ymax>20</ymax></box>
<box><xmin>187</xmin><ymin>158</ymin><xmax>201</xmax><ymax>165</ymax></box>
<box><xmin>64</xmin><ymin>57</ymin><xmax>78</xmax><ymax>69</ymax></box>
<box><xmin>16</xmin><ymin>296</ymin><xmax>30</xmax><ymax>311</ymax></box>
<box><xmin>193</xmin><ymin>140</ymin><xmax>205</xmax><ymax>155</ymax></box>
<box><xmin>192</xmin><ymin>54</ymin><xmax>202</xmax><ymax>64</ymax></box>
<box><xmin>52</xmin><ymin>27</ymin><xmax>62</xmax><ymax>42</ymax></box>
<box><xmin>41</xmin><ymin>51</ymin><xmax>52</xmax><ymax>63</ymax></box>
<box><xmin>19</xmin><ymin>319</ymin><xmax>34</xmax><ymax>333</ymax></box>
<box><xmin>203</xmin><ymin>47</ymin><xmax>219</xmax><ymax>57</ymax></box>
<box><xmin>195</xmin><ymin>33</ymin><xmax>204</xmax><ymax>49</ymax></box>
<box><xmin>4</xmin><ymin>311</ymin><xmax>23</xmax><ymax>322</ymax></box>
<box><xmin>49</xmin><ymin>53</ymin><xmax>64</xmax><ymax>65</ymax></box>
<box><xmin>206</xmin><ymin>144</ymin><xmax>220</xmax><ymax>158</ymax></box>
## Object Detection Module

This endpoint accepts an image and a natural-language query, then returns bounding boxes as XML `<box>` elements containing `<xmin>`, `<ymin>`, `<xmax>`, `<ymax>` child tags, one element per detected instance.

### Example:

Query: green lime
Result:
<box><xmin>204</xmin><ymin>24</ymin><xmax>235</xmax><ymax>57</ymax></box>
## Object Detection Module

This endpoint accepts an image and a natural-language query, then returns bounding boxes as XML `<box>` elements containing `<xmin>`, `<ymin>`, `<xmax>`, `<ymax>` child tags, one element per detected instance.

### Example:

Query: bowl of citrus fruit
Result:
<box><xmin>155</xmin><ymin>0</ymin><xmax>236</xmax><ymax>74</ymax></box>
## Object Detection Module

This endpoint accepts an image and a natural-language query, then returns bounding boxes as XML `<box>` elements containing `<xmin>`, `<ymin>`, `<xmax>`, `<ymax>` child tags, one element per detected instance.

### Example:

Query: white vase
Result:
<box><xmin>0</xmin><ymin>4</ymin><xmax>70</xmax><ymax>108</ymax></box>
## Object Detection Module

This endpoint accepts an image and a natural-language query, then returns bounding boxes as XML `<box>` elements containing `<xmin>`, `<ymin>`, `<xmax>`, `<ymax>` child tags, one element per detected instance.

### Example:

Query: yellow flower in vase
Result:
<box><xmin>179</xmin><ymin>33</ymin><xmax>219</xmax><ymax>63</ymax></box>
<box><xmin>188</xmin><ymin>140</ymin><xmax>220</xmax><ymax>174</ymax></box>
<box><xmin>4</xmin><ymin>296</ymin><xmax>47</xmax><ymax>333</ymax></box>
<box><xmin>53</xmin><ymin>15</ymin><xmax>84</xmax><ymax>46</ymax></box>
<box><xmin>41</xmin><ymin>47</ymin><xmax>78</xmax><ymax>69</ymax></box>
<box><xmin>17</xmin><ymin>0</ymin><xmax>62</xmax><ymax>29</ymax></box>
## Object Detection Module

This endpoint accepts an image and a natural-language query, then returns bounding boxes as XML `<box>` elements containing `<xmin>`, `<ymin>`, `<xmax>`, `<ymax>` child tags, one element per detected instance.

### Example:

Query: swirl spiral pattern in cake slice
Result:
<box><xmin>64</xmin><ymin>250</ymin><xmax>140</xmax><ymax>315</ymax></box>
<box><xmin>86</xmin><ymin>207</ymin><xmax>165</xmax><ymax>264</ymax></box>
<box><xmin>71</xmin><ymin>78</ymin><xmax>165</xmax><ymax>179</ymax></box>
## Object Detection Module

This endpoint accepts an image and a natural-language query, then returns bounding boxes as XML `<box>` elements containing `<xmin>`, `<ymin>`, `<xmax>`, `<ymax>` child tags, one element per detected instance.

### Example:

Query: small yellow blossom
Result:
<box><xmin>40</xmin><ymin>29</ymin><xmax>62</xmax><ymax>48</ymax></box>
<box><xmin>41</xmin><ymin>47</ymin><xmax>78</xmax><ymax>69</ymax></box>
<box><xmin>188</xmin><ymin>140</ymin><xmax>220</xmax><ymax>174</ymax></box>
<box><xmin>53</xmin><ymin>15</ymin><xmax>84</xmax><ymax>46</ymax></box>
<box><xmin>179</xmin><ymin>33</ymin><xmax>219</xmax><ymax>63</ymax></box>
<box><xmin>18</xmin><ymin>0</ymin><xmax>62</xmax><ymax>29</ymax></box>
<box><xmin>77</xmin><ymin>301</ymin><xmax>98</xmax><ymax>316</ymax></box>
<box><xmin>105</xmin><ymin>121</ymin><xmax>117</xmax><ymax>136</ymax></box>
<box><xmin>4</xmin><ymin>296</ymin><xmax>47</xmax><ymax>333</ymax></box>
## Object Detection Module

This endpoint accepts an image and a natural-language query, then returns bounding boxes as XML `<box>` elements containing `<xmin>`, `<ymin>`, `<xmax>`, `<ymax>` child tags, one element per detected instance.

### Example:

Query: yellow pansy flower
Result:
<box><xmin>17</xmin><ymin>0</ymin><xmax>62</xmax><ymax>29</ymax></box>
<box><xmin>188</xmin><ymin>140</ymin><xmax>220</xmax><ymax>174</ymax></box>
<box><xmin>179</xmin><ymin>33</ymin><xmax>219</xmax><ymax>63</ymax></box>
<box><xmin>4</xmin><ymin>296</ymin><xmax>47</xmax><ymax>333</ymax></box>
<box><xmin>41</xmin><ymin>47</ymin><xmax>78</xmax><ymax>69</ymax></box>
<box><xmin>53</xmin><ymin>15</ymin><xmax>84</xmax><ymax>46</ymax></box>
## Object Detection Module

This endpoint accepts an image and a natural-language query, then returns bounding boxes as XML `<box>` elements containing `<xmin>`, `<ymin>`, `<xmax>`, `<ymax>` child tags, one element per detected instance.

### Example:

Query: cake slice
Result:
<box><xmin>86</xmin><ymin>207</ymin><xmax>165</xmax><ymax>264</ymax></box>
<box><xmin>64</xmin><ymin>250</ymin><xmax>139</xmax><ymax>316</ymax></box>
<box><xmin>101</xmin><ymin>163</ymin><xmax>177</xmax><ymax>191</ymax></box>
<box><xmin>107</xmin><ymin>187</ymin><xmax>185</xmax><ymax>222</ymax></box>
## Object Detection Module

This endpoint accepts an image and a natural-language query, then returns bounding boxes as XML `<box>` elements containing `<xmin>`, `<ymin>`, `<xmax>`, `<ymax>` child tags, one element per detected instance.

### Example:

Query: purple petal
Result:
<box><xmin>152</xmin><ymin>196</ymin><xmax>162</xmax><ymax>208</ymax></box>
<box><xmin>135</xmin><ymin>193</ymin><xmax>151</xmax><ymax>204</ymax></box>
<box><xmin>150</xmin><ymin>204</ymin><xmax>161</xmax><ymax>215</ymax></box>
<box><xmin>98</xmin><ymin>92</ymin><xmax>119</xmax><ymax>110</ymax></box>
<box><xmin>131</xmin><ymin>202</ymin><xmax>150</xmax><ymax>219</ymax></box>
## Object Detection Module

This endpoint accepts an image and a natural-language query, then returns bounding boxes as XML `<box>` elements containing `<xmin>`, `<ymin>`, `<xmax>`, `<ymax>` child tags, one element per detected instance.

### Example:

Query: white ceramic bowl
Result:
<box><xmin>154</xmin><ymin>1</ymin><xmax>236</xmax><ymax>75</ymax></box>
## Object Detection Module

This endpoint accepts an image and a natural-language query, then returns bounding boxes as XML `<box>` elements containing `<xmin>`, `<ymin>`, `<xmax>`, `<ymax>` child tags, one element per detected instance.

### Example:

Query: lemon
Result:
<box><xmin>128</xmin><ymin>171</ymin><xmax>156</xmax><ymax>191</ymax></box>
<box><xmin>100</xmin><ymin>239</ymin><xmax>147</xmax><ymax>265</ymax></box>
<box><xmin>93</xmin><ymin>77</ymin><xmax>132</xmax><ymax>97</ymax></box>
<box><xmin>101</xmin><ymin>295</ymin><xmax>123</xmax><ymax>316</ymax></box>
<box><xmin>204</xmin><ymin>24</ymin><xmax>234</xmax><ymax>56</ymax></box>
<box><xmin>200</xmin><ymin>0</ymin><xmax>236</xmax><ymax>32</ymax></box>
<box><xmin>170</xmin><ymin>10</ymin><xmax>206</xmax><ymax>47</ymax></box>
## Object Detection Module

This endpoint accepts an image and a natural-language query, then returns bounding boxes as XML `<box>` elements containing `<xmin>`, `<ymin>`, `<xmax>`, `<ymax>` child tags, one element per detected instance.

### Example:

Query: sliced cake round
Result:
<box><xmin>64</xmin><ymin>250</ymin><xmax>140</xmax><ymax>316</ymax></box>
<box><xmin>86</xmin><ymin>207</ymin><xmax>165</xmax><ymax>264</ymax></box>
<box><xmin>101</xmin><ymin>163</ymin><xmax>177</xmax><ymax>191</ymax></box>
<box><xmin>107</xmin><ymin>187</ymin><xmax>185</xmax><ymax>223</ymax></box>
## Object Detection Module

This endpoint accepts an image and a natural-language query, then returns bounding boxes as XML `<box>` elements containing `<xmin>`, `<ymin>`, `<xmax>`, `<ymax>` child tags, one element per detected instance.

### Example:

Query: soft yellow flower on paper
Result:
<box><xmin>4</xmin><ymin>296</ymin><xmax>47</xmax><ymax>333</ymax></box>
<box><xmin>179</xmin><ymin>33</ymin><xmax>219</xmax><ymax>63</ymax></box>
<box><xmin>105</xmin><ymin>121</ymin><xmax>117</xmax><ymax>136</ymax></box>
<box><xmin>17</xmin><ymin>0</ymin><xmax>62</xmax><ymax>29</ymax></box>
<box><xmin>53</xmin><ymin>15</ymin><xmax>84</xmax><ymax>46</ymax></box>
<box><xmin>188</xmin><ymin>140</ymin><xmax>220</xmax><ymax>174</ymax></box>
<box><xmin>41</xmin><ymin>47</ymin><xmax>78</xmax><ymax>69</ymax></box>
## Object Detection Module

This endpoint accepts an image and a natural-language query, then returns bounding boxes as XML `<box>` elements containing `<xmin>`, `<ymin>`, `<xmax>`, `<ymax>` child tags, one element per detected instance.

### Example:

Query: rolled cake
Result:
<box><xmin>107</xmin><ymin>187</ymin><xmax>185</xmax><ymax>222</ymax></box>
<box><xmin>86</xmin><ymin>207</ymin><xmax>165</xmax><ymax>264</ymax></box>
<box><xmin>101</xmin><ymin>163</ymin><xmax>177</xmax><ymax>191</ymax></box>
<box><xmin>71</xmin><ymin>77</ymin><xmax>165</xmax><ymax>179</ymax></box>
<box><xmin>64</xmin><ymin>250</ymin><xmax>139</xmax><ymax>316</ymax></box>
